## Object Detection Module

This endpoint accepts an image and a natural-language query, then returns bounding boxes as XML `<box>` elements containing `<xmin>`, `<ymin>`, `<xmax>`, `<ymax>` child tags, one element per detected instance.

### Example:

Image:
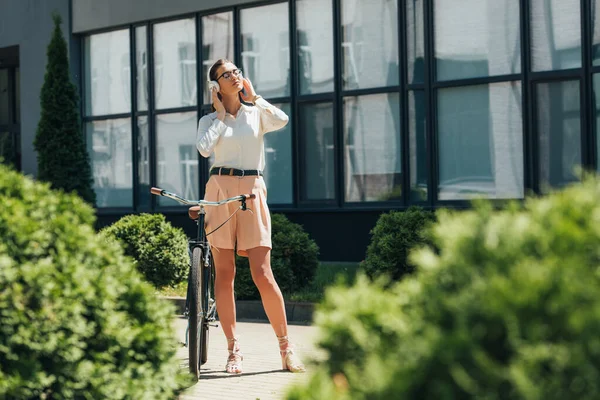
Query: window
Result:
<box><xmin>153</xmin><ymin>18</ymin><xmax>196</xmax><ymax>109</ymax></box>
<box><xmin>240</xmin><ymin>3</ymin><xmax>290</xmax><ymax>98</ymax></box>
<box><xmin>136</xmin><ymin>26</ymin><xmax>148</xmax><ymax>111</ymax></box>
<box><xmin>84</xmin><ymin>30</ymin><xmax>131</xmax><ymax>116</ymax></box>
<box><xmin>86</xmin><ymin>119</ymin><xmax>133</xmax><ymax>207</ymax></box>
<box><xmin>137</xmin><ymin>116</ymin><xmax>150</xmax><ymax>208</ymax></box>
<box><xmin>341</xmin><ymin>0</ymin><xmax>399</xmax><ymax>90</ymax></box>
<box><xmin>0</xmin><ymin>69</ymin><xmax>9</xmax><ymax>124</ymax></box>
<box><xmin>299</xmin><ymin>102</ymin><xmax>335</xmax><ymax>200</ymax></box>
<box><xmin>409</xmin><ymin>90</ymin><xmax>427</xmax><ymax>202</ymax></box>
<box><xmin>434</xmin><ymin>0</ymin><xmax>520</xmax><ymax>81</ymax></box>
<box><xmin>202</xmin><ymin>12</ymin><xmax>234</xmax><ymax>105</ymax></box>
<box><xmin>344</xmin><ymin>93</ymin><xmax>401</xmax><ymax>202</ymax></box>
<box><xmin>155</xmin><ymin>112</ymin><xmax>198</xmax><ymax>206</ymax></box>
<box><xmin>437</xmin><ymin>82</ymin><xmax>524</xmax><ymax>200</ymax></box>
<box><xmin>84</xmin><ymin>31</ymin><xmax>133</xmax><ymax>207</ymax></box>
<box><xmin>263</xmin><ymin>103</ymin><xmax>293</xmax><ymax>204</ymax></box>
<box><xmin>530</xmin><ymin>0</ymin><xmax>581</xmax><ymax>71</ymax></box>
<box><xmin>407</xmin><ymin>0</ymin><xmax>424</xmax><ymax>84</ymax></box>
<box><xmin>593</xmin><ymin>1</ymin><xmax>600</xmax><ymax>66</ymax></box>
<box><xmin>536</xmin><ymin>80</ymin><xmax>581</xmax><ymax>190</ymax></box>
<box><xmin>296</xmin><ymin>0</ymin><xmax>334</xmax><ymax>94</ymax></box>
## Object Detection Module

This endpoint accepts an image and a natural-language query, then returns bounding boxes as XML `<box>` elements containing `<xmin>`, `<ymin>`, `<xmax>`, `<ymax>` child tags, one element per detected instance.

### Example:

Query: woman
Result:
<box><xmin>196</xmin><ymin>59</ymin><xmax>305</xmax><ymax>374</ymax></box>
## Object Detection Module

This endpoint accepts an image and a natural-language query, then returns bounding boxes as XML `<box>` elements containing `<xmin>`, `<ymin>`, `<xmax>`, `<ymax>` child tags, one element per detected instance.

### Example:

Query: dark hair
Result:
<box><xmin>208</xmin><ymin>58</ymin><xmax>233</xmax><ymax>82</ymax></box>
<box><xmin>208</xmin><ymin>58</ymin><xmax>234</xmax><ymax>112</ymax></box>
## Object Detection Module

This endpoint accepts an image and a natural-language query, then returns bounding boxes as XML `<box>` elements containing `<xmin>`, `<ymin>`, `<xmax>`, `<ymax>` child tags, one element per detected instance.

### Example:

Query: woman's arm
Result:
<box><xmin>254</xmin><ymin>96</ymin><xmax>289</xmax><ymax>134</ymax></box>
<box><xmin>197</xmin><ymin>88</ymin><xmax>228</xmax><ymax>157</ymax></box>
<box><xmin>196</xmin><ymin>115</ymin><xmax>227</xmax><ymax>158</ymax></box>
<box><xmin>240</xmin><ymin>78</ymin><xmax>289</xmax><ymax>134</ymax></box>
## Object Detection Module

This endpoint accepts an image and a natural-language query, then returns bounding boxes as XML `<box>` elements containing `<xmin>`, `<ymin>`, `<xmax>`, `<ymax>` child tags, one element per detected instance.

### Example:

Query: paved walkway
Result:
<box><xmin>173</xmin><ymin>317</ymin><xmax>320</xmax><ymax>400</ymax></box>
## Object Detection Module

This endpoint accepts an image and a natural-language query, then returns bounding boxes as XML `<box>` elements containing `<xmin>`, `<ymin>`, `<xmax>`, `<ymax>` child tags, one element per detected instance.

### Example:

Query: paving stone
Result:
<box><xmin>173</xmin><ymin>317</ymin><xmax>322</xmax><ymax>400</ymax></box>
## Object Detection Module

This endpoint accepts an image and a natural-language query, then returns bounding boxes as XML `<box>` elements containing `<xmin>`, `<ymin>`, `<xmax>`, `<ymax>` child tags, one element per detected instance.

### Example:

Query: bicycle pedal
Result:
<box><xmin>208</xmin><ymin>323</ymin><xmax>218</xmax><ymax>327</ymax></box>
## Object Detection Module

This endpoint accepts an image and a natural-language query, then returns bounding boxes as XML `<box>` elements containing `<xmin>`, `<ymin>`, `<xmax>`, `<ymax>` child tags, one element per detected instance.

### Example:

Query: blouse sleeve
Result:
<box><xmin>196</xmin><ymin>115</ymin><xmax>228</xmax><ymax>158</ymax></box>
<box><xmin>255</xmin><ymin>97</ymin><xmax>289</xmax><ymax>134</ymax></box>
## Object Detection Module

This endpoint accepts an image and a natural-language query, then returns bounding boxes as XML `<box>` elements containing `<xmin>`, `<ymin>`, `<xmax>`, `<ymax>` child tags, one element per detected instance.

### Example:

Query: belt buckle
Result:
<box><xmin>218</xmin><ymin>167</ymin><xmax>223</xmax><ymax>176</ymax></box>
<box><xmin>239</xmin><ymin>169</ymin><xmax>245</xmax><ymax>179</ymax></box>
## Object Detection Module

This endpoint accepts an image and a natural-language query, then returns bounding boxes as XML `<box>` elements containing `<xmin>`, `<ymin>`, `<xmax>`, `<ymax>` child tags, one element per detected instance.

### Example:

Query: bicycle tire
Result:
<box><xmin>189</xmin><ymin>247</ymin><xmax>202</xmax><ymax>378</ymax></box>
<box><xmin>199</xmin><ymin>252</ymin><xmax>212</xmax><ymax>365</ymax></box>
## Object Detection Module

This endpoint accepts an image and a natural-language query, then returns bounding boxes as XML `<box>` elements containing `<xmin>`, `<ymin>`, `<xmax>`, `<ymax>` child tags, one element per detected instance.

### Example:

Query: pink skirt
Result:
<box><xmin>203</xmin><ymin>175</ymin><xmax>271</xmax><ymax>257</ymax></box>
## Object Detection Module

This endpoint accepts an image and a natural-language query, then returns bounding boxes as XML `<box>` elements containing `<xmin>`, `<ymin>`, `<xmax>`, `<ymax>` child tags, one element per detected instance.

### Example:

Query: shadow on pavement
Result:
<box><xmin>198</xmin><ymin>369</ymin><xmax>285</xmax><ymax>380</ymax></box>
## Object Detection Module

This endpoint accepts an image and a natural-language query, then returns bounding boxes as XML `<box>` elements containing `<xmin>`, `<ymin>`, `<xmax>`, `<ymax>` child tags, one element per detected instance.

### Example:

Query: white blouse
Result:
<box><xmin>196</xmin><ymin>98</ymin><xmax>289</xmax><ymax>171</ymax></box>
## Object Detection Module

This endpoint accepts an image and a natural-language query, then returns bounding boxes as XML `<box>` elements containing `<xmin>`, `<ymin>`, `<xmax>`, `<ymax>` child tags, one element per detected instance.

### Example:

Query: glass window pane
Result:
<box><xmin>407</xmin><ymin>0</ymin><xmax>424</xmax><ymax>84</ymax></box>
<box><xmin>202</xmin><ymin>12</ymin><xmax>234</xmax><ymax>105</ymax></box>
<box><xmin>537</xmin><ymin>80</ymin><xmax>581</xmax><ymax>190</ymax></box>
<box><xmin>86</xmin><ymin>118</ymin><xmax>133</xmax><ymax>207</ymax></box>
<box><xmin>341</xmin><ymin>0</ymin><xmax>399</xmax><ymax>90</ymax></box>
<box><xmin>409</xmin><ymin>90</ymin><xmax>427</xmax><ymax>202</ymax></box>
<box><xmin>137</xmin><ymin>116</ymin><xmax>150</xmax><ymax>208</ymax></box>
<box><xmin>0</xmin><ymin>69</ymin><xmax>9</xmax><ymax>124</ymax></box>
<box><xmin>434</xmin><ymin>0</ymin><xmax>520</xmax><ymax>81</ymax></box>
<box><xmin>240</xmin><ymin>4</ymin><xmax>290</xmax><ymax>98</ymax></box>
<box><xmin>136</xmin><ymin>26</ymin><xmax>148</xmax><ymax>111</ymax></box>
<box><xmin>437</xmin><ymin>82</ymin><xmax>524</xmax><ymax>200</ymax></box>
<box><xmin>264</xmin><ymin>103</ymin><xmax>293</xmax><ymax>204</ymax></box>
<box><xmin>154</xmin><ymin>18</ymin><xmax>197</xmax><ymax>109</ymax></box>
<box><xmin>344</xmin><ymin>93</ymin><xmax>402</xmax><ymax>202</ymax></box>
<box><xmin>531</xmin><ymin>0</ymin><xmax>581</xmax><ymax>72</ymax></box>
<box><xmin>593</xmin><ymin>1</ymin><xmax>600</xmax><ymax>65</ymax></box>
<box><xmin>296</xmin><ymin>0</ymin><xmax>334</xmax><ymax>94</ymax></box>
<box><xmin>299</xmin><ymin>103</ymin><xmax>335</xmax><ymax>200</ymax></box>
<box><xmin>156</xmin><ymin>112</ymin><xmax>198</xmax><ymax>206</ymax></box>
<box><xmin>84</xmin><ymin>30</ymin><xmax>131</xmax><ymax>116</ymax></box>
<box><xmin>14</xmin><ymin>68</ymin><xmax>19</xmax><ymax>123</ymax></box>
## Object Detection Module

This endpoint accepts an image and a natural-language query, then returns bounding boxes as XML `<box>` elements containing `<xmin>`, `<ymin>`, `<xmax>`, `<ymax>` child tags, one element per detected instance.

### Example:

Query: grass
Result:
<box><xmin>157</xmin><ymin>261</ymin><xmax>361</xmax><ymax>303</ymax></box>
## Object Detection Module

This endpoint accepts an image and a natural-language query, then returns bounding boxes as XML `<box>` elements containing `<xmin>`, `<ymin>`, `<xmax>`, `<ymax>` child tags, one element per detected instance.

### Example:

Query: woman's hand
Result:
<box><xmin>212</xmin><ymin>87</ymin><xmax>226</xmax><ymax>121</ymax></box>
<box><xmin>240</xmin><ymin>78</ymin><xmax>259</xmax><ymax>104</ymax></box>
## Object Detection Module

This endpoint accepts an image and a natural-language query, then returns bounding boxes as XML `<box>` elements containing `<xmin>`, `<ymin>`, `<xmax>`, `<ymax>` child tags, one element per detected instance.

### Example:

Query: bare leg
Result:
<box><xmin>211</xmin><ymin>247</ymin><xmax>242</xmax><ymax>373</ymax></box>
<box><xmin>247</xmin><ymin>246</ymin><xmax>305</xmax><ymax>372</ymax></box>
<box><xmin>246</xmin><ymin>246</ymin><xmax>287</xmax><ymax>338</ymax></box>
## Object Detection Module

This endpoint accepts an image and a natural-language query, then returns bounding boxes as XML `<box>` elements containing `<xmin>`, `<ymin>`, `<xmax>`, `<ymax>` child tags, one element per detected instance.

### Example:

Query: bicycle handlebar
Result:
<box><xmin>150</xmin><ymin>187</ymin><xmax>255</xmax><ymax>206</ymax></box>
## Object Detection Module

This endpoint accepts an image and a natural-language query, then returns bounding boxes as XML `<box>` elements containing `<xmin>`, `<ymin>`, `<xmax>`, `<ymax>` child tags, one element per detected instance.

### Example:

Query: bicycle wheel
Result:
<box><xmin>199</xmin><ymin>252</ymin><xmax>212</xmax><ymax>365</ymax></box>
<box><xmin>189</xmin><ymin>246</ymin><xmax>203</xmax><ymax>378</ymax></box>
<box><xmin>200</xmin><ymin>253</ymin><xmax>211</xmax><ymax>364</ymax></box>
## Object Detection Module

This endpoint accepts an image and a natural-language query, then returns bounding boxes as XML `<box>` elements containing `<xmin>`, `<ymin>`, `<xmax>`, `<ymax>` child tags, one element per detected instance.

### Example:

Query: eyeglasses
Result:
<box><xmin>216</xmin><ymin>69</ymin><xmax>243</xmax><ymax>81</ymax></box>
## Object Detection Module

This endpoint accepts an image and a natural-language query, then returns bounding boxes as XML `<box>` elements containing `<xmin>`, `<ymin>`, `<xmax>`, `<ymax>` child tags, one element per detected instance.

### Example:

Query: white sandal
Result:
<box><xmin>277</xmin><ymin>335</ymin><xmax>305</xmax><ymax>373</ymax></box>
<box><xmin>225</xmin><ymin>337</ymin><xmax>243</xmax><ymax>374</ymax></box>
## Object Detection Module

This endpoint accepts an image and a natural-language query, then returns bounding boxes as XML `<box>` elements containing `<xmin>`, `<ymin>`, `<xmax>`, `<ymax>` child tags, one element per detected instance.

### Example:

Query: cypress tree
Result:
<box><xmin>34</xmin><ymin>13</ymin><xmax>95</xmax><ymax>205</ymax></box>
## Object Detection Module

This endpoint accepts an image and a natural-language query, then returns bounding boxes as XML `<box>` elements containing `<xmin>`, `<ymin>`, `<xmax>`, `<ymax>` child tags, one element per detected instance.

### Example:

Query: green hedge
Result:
<box><xmin>287</xmin><ymin>177</ymin><xmax>600</xmax><ymax>399</ymax></box>
<box><xmin>0</xmin><ymin>164</ymin><xmax>179</xmax><ymax>399</ymax></box>
<box><xmin>101</xmin><ymin>213</ymin><xmax>189</xmax><ymax>288</ymax></box>
<box><xmin>234</xmin><ymin>213</ymin><xmax>320</xmax><ymax>300</ymax></box>
<box><xmin>361</xmin><ymin>206</ymin><xmax>436</xmax><ymax>281</ymax></box>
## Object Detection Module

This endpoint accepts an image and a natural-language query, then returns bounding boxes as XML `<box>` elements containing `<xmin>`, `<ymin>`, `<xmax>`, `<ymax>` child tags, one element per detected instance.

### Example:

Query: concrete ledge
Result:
<box><xmin>160</xmin><ymin>296</ymin><xmax>315</xmax><ymax>324</ymax></box>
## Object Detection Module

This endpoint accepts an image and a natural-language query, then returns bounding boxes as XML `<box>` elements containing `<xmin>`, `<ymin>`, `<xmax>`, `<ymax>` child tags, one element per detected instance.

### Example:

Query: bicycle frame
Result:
<box><xmin>150</xmin><ymin>187</ymin><xmax>255</xmax><ymax>361</ymax></box>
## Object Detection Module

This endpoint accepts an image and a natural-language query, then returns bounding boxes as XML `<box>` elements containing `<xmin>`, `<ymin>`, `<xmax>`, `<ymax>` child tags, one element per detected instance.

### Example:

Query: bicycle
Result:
<box><xmin>150</xmin><ymin>186</ymin><xmax>255</xmax><ymax>379</ymax></box>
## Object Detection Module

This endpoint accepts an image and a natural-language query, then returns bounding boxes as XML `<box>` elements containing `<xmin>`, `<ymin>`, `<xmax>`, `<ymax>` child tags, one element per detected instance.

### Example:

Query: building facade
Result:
<box><xmin>1</xmin><ymin>0</ymin><xmax>599</xmax><ymax>261</ymax></box>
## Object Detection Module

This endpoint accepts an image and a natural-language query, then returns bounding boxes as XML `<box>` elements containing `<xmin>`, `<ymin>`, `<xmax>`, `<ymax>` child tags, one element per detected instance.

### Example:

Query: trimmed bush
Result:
<box><xmin>361</xmin><ymin>206</ymin><xmax>436</xmax><ymax>281</ymax></box>
<box><xmin>287</xmin><ymin>177</ymin><xmax>600</xmax><ymax>399</ymax></box>
<box><xmin>100</xmin><ymin>213</ymin><xmax>189</xmax><ymax>288</ymax></box>
<box><xmin>234</xmin><ymin>213</ymin><xmax>320</xmax><ymax>300</ymax></box>
<box><xmin>0</xmin><ymin>164</ymin><xmax>179</xmax><ymax>399</ymax></box>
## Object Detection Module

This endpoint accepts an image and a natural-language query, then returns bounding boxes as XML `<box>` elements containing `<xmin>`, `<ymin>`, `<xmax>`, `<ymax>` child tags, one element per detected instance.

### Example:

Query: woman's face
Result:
<box><xmin>215</xmin><ymin>62</ymin><xmax>244</xmax><ymax>95</ymax></box>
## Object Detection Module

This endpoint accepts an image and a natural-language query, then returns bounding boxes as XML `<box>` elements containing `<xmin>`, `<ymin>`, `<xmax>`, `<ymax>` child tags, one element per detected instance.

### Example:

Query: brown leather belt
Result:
<box><xmin>210</xmin><ymin>167</ymin><xmax>263</xmax><ymax>177</ymax></box>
